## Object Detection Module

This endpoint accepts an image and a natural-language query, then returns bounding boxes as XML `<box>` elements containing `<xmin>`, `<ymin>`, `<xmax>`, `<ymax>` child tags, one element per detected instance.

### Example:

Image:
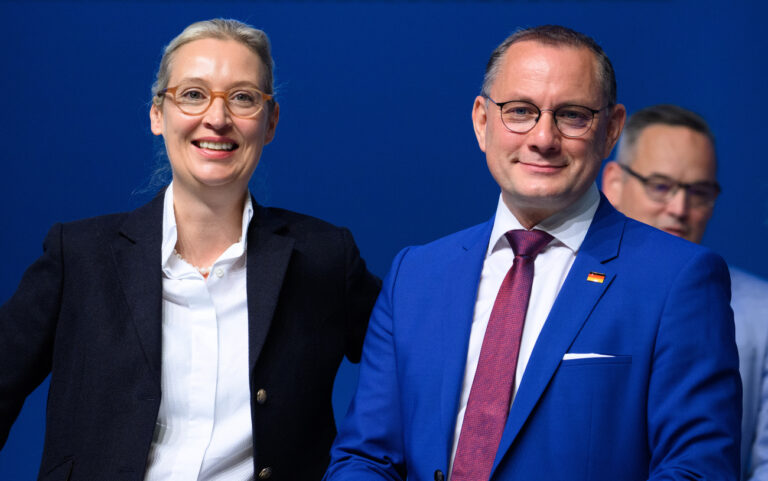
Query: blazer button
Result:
<box><xmin>258</xmin><ymin>467</ymin><xmax>272</xmax><ymax>479</ymax></box>
<box><xmin>256</xmin><ymin>388</ymin><xmax>267</xmax><ymax>405</ymax></box>
<box><xmin>434</xmin><ymin>469</ymin><xmax>445</xmax><ymax>481</ymax></box>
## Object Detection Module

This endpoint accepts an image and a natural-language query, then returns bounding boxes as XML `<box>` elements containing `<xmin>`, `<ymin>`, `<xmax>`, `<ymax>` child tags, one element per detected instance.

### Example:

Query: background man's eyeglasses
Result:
<box><xmin>484</xmin><ymin>97</ymin><xmax>608</xmax><ymax>138</ymax></box>
<box><xmin>619</xmin><ymin>163</ymin><xmax>721</xmax><ymax>207</ymax></box>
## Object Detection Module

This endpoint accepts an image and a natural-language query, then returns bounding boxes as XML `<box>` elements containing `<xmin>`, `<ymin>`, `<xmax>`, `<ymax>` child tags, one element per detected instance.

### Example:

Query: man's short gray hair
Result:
<box><xmin>481</xmin><ymin>25</ymin><xmax>617</xmax><ymax>107</ymax></box>
<box><xmin>151</xmin><ymin>18</ymin><xmax>275</xmax><ymax>111</ymax></box>
<box><xmin>617</xmin><ymin>104</ymin><xmax>715</xmax><ymax>165</ymax></box>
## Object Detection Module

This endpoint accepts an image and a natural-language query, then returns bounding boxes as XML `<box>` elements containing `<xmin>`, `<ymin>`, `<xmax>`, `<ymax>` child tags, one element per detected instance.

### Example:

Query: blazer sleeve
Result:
<box><xmin>325</xmin><ymin>247</ymin><xmax>410</xmax><ymax>481</ymax></box>
<box><xmin>0</xmin><ymin>224</ymin><xmax>64</xmax><ymax>448</ymax></box>
<box><xmin>647</xmin><ymin>249</ymin><xmax>741</xmax><ymax>480</ymax></box>
<box><xmin>342</xmin><ymin>227</ymin><xmax>382</xmax><ymax>364</ymax></box>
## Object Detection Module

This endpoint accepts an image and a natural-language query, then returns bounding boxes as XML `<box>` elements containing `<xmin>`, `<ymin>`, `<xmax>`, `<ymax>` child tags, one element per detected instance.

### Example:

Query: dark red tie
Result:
<box><xmin>451</xmin><ymin>229</ymin><xmax>553</xmax><ymax>481</ymax></box>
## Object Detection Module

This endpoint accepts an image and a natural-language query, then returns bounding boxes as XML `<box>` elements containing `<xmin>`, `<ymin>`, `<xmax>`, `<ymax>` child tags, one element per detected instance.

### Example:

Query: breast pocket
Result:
<box><xmin>536</xmin><ymin>355</ymin><xmax>641</xmax><ymax>481</ymax></box>
<box><xmin>552</xmin><ymin>354</ymin><xmax>634</xmax><ymax>412</ymax></box>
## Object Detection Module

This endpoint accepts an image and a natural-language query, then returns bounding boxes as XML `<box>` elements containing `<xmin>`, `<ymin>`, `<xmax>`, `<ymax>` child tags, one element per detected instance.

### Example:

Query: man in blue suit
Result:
<box><xmin>602</xmin><ymin>104</ymin><xmax>768</xmax><ymax>481</ymax></box>
<box><xmin>325</xmin><ymin>25</ymin><xmax>741</xmax><ymax>481</ymax></box>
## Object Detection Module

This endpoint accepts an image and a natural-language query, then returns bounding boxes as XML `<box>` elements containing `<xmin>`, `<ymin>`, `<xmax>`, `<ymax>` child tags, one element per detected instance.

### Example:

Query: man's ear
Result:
<box><xmin>603</xmin><ymin>104</ymin><xmax>626</xmax><ymax>158</ymax></box>
<box><xmin>601</xmin><ymin>160</ymin><xmax>625</xmax><ymax>206</ymax></box>
<box><xmin>150</xmin><ymin>104</ymin><xmax>164</xmax><ymax>136</ymax></box>
<box><xmin>471</xmin><ymin>96</ymin><xmax>489</xmax><ymax>153</ymax></box>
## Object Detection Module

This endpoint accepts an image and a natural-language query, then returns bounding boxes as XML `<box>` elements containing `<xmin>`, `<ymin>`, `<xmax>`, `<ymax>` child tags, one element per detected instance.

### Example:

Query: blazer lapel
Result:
<box><xmin>245</xmin><ymin>204</ymin><xmax>295</xmax><ymax>370</ymax></box>
<box><xmin>438</xmin><ymin>220</ymin><xmax>494</xmax><ymax>459</ymax></box>
<box><xmin>491</xmin><ymin>197</ymin><xmax>626</xmax><ymax>473</ymax></box>
<box><xmin>109</xmin><ymin>195</ymin><xmax>296</xmax><ymax>378</ymax></box>
<box><xmin>111</xmin><ymin>193</ymin><xmax>165</xmax><ymax>379</ymax></box>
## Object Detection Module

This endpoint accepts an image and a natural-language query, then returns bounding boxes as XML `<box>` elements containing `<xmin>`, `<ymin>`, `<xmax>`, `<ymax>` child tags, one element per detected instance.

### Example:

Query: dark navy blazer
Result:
<box><xmin>0</xmin><ymin>191</ymin><xmax>381</xmax><ymax>480</ymax></box>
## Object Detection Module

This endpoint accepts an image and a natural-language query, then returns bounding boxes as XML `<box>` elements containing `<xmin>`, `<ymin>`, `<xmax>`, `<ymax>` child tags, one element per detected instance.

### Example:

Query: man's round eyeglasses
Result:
<box><xmin>619</xmin><ymin>163</ymin><xmax>721</xmax><ymax>207</ymax></box>
<box><xmin>158</xmin><ymin>83</ymin><xmax>274</xmax><ymax>119</ymax></box>
<box><xmin>484</xmin><ymin>97</ymin><xmax>608</xmax><ymax>138</ymax></box>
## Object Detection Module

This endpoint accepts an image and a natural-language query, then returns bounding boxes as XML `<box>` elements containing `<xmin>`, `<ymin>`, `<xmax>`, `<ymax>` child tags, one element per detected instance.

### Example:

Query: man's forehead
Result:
<box><xmin>492</xmin><ymin>40</ymin><xmax>602</xmax><ymax>102</ymax></box>
<box><xmin>633</xmin><ymin>124</ymin><xmax>717</xmax><ymax>179</ymax></box>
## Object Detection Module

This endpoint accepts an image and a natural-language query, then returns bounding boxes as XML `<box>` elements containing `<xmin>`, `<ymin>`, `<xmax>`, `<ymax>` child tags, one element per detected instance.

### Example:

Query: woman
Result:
<box><xmin>0</xmin><ymin>19</ymin><xmax>380</xmax><ymax>480</ymax></box>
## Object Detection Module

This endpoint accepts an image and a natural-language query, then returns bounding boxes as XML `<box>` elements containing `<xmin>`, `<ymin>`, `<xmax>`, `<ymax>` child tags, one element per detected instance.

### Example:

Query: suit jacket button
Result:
<box><xmin>434</xmin><ymin>469</ymin><xmax>445</xmax><ymax>481</ymax></box>
<box><xmin>258</xmin><ymin>467</ymin><xmax>272</xmax><ymax>479</ymax></box>
<box><xmin>256</xmin><ymin>388</ymin><xmax>267</xmax><ymax>405</ymax></box>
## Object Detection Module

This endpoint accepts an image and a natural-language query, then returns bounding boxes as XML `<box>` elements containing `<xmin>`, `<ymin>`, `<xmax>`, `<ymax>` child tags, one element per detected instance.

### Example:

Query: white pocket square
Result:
<box><xmin>562</xmin><ymin>353</ymin><xmax>615</xmax><ymax>360</ymax></box>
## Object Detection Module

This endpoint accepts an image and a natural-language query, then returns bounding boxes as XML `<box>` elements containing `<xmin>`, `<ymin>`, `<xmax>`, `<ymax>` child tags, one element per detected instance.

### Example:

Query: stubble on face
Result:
<box><xmin>473</xmin><ymin>41</ymin><xmax>624</xmax><ymax>228</ymax></box>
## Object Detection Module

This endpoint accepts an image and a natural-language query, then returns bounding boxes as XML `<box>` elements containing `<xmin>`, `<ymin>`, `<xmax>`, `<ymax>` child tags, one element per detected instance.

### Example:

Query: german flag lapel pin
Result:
<box><xmin>586</xmin><ymin>272</ymin><xmax>606</xmax><ymax>284</ymax></box>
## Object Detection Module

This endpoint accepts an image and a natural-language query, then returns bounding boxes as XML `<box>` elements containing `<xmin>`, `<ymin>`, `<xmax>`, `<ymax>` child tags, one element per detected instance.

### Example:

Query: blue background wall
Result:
<box><xmin>2</xmin><ymin>0</ymin><xmax>766</xmax><ymax>477</ymax></box>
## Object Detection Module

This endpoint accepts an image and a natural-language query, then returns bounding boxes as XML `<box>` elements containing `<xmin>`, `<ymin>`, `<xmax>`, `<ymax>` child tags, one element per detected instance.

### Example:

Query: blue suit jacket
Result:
<box><xmin>326</xmin><ymin>197</ymin><xmax>741</xmax><ymax>481</ymax></box>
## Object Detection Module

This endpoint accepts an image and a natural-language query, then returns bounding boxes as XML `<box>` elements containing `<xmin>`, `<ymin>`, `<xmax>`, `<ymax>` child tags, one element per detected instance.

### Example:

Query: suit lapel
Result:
<box><xmin>245</xmin><ymin>204</ymin><xmax>295</xmax><ymax>370</ymax></box>
<box><xmin>111</xmin><ymin>193</ymin><xmax>165</xmax><ymax>379</ymax></box>
<box><xmin>491</xmin><ymin>197</ymin><xmax>626</xmax><ymax>473</ymax></box>
<box><xmin>438</xmin><ymin>220</ymin><xmax>494</xmax><ymax>459</ymax></box>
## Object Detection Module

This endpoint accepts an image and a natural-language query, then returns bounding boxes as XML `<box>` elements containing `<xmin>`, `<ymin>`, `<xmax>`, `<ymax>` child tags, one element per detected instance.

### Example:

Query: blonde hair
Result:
<box><xmin>151</xmin><ymin>18</ymin><xmax>275</xmax><ymax>109</ymax></box>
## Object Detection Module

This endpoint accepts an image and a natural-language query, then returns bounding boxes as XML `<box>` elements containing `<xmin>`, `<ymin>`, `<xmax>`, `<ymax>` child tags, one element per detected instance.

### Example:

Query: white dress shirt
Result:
<box><xmin>448</xmin><ymin>185</ymin><xmax>600</xmax><ymax>476</ymax></box>
<box><xmin>144</xmin><ymin>183</ymin><xmax>255</xmax><ymax>481</ymax></box>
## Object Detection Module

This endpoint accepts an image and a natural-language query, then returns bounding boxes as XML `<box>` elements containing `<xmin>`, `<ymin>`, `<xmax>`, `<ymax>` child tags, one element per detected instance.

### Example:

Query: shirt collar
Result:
<box><xmin>160</xmin><ymin>182</ymin><xmax>254</xmax><ymax>269</ymax></box>
<box><xmin>488</xmin><ymin>183</ymin><xmax>600</xmax><ymax>256</ymax></box>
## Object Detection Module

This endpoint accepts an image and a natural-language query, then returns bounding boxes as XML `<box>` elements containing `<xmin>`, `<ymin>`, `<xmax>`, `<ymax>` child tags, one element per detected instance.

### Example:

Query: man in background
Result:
<box><xmin>602</xmin><ymin>103</ymin><xmax>768</xmax><ymax>481</ymax></box>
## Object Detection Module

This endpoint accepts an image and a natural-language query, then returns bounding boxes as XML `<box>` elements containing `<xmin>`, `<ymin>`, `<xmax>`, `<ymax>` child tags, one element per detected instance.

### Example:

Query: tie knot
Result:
<box><xmin>505</xmin><ymin>229</ymin><xmax>553</xmax><ymax>259</ymax></box>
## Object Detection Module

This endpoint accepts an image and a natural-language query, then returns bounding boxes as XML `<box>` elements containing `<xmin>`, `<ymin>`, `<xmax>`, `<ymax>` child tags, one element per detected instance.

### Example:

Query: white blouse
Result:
<box><xmin>144</xmin><ymin>183</ymin><xmax>255</xmax><ymax>481</ymax></box>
